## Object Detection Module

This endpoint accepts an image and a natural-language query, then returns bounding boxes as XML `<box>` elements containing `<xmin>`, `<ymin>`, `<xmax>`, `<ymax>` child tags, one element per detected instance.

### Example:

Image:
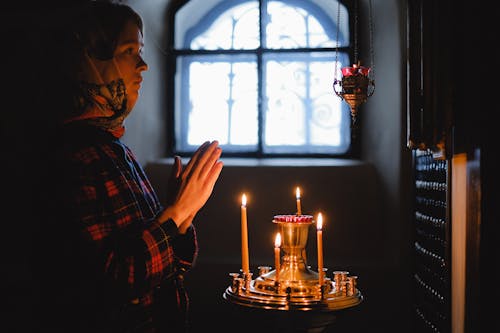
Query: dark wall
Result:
<box><xmin>1</xmin><ymin>3</ymin><xmax>89</xmax><ymax>332</ymax></box>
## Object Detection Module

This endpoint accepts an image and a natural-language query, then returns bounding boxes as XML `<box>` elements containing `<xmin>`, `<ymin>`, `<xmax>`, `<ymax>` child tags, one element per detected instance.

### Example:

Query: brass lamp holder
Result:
<box><xmin>333</xmin><ymin>62</ymin><xmax>375</xmax><ymax>123</ymax></box>
<box><xmin>223</xmin><ymin>217</ymin><xmax>362</xmax><ymax>312</ymax></box>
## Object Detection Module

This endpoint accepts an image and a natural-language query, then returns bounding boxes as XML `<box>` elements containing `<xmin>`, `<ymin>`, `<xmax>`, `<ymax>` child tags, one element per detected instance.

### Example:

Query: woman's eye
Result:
<box><xmin>119</xmin><ymin>45</ymin><xmax>143</xmax><ymax>57</ymax></box>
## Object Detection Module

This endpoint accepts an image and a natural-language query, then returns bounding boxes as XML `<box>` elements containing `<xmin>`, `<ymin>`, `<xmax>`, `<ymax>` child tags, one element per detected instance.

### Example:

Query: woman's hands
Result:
<box><xmin>160</xmin><ymin>141</ymin><xmax>223</xmax><ymax>233</ymax></box>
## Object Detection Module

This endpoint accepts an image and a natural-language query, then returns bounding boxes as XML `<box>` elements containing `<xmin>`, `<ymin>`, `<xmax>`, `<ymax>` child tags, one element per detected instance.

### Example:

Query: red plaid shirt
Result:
<box><xmin>56</xmin><ymin>124</ymin><xmax>198</xmax><ymax>332</ymax></box>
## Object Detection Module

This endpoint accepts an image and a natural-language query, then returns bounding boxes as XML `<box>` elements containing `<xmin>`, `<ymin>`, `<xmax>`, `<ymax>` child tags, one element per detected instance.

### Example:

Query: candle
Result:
<box><xmin>274</xmin><ymin>233</ymin><xmax>281</xmax><ymax>281</ymax></box>
<box><xmin>296</xmin><ymin>187</ymin><xmax>302</xmax><ymax>215</ymax></box>
<box><xmin>316</xmin><ymin>213</ymin><xmax>324</xmax><ymax>285</ymax></box>
<box><xmin>241</xmin><ymin>194</ymin><xmax>250</xmax><ymax>275</ymax></box>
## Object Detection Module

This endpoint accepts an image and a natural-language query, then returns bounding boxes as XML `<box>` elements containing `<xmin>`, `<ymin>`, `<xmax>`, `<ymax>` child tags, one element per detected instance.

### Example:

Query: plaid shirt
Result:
<box><xmin>58</xmin><ymin>124</ymin><xmax>198</xmax><ymax>332</ymax></box>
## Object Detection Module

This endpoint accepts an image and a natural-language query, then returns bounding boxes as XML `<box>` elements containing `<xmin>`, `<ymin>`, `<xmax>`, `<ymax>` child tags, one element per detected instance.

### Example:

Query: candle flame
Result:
<box><xmin>275</xmin><ymin>232</ymin><xmax>281</xmax><ymax>248</ymax></box>
<box><xmin>296</xmin><ymin>187</ymin><xmax>301</xmax><ymax>199</ymax></box>
<box><xmin>317</xmin><ymin>213</ymin><xmax>323</xmax><ymax>230</ymax></box>
<box><xmin>241</xmin><ymin>193</ymin><xmax>247</xmax><ymax>206</ymax></box>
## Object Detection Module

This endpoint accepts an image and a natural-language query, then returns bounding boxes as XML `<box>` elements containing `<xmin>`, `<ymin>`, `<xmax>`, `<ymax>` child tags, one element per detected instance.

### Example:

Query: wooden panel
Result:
<box><xmin>451</xmin><ymin>153</ymin><xmax>466</xmax><ymax>333</ymax></box>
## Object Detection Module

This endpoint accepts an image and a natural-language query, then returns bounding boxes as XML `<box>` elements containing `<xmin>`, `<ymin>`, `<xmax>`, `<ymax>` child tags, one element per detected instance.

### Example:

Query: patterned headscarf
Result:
<box><xmin>64</xmin><ymin>52</ymin><xmax>129</xmax><ymax>138</ymax></box>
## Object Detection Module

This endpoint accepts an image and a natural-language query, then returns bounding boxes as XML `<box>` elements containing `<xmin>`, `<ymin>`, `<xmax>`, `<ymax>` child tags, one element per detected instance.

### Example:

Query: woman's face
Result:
<box><xmin>113</xmin><ymin>19</ymin><xmax>148</xmax><ymax>111</ymax></box>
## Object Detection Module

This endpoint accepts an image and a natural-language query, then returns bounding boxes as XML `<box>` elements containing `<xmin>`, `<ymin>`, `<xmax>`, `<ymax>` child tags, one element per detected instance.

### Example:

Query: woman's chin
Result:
<box><xmin>127</xmin><ymin>92</ymin><xmax>139</xmax><ymax>108</ymax></box>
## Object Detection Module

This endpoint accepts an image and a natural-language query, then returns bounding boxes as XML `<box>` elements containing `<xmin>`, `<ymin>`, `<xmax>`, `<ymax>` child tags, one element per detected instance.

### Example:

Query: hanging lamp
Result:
<box><xmin>333</xmin><ymin>0</ymin><xmax>375</xmax><ymax>124</ymax></box>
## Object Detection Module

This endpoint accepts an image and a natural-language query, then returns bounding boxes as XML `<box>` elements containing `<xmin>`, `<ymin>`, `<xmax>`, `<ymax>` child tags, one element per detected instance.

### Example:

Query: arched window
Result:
<box><xmin>169</xmin><ymin>0</ymin><xmax>351</xmax><ymax>156</ymax></box>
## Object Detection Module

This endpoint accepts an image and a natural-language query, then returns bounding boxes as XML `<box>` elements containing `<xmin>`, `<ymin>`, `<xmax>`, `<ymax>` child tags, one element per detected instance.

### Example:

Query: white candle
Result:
<box><xmin>241</xmin><ymin>194</ymin><xmax>249</xmax><ymax>275</ymax></box>
<box><xmin>274</xmin><ymin>232</ymin><xmax>281</xmax><ymax>281</ymax></box>
<box><xmin>316</xmin><ymin>213</ymin><xmax>324</xmax><ymax>285</ymax></box>
<box><xmin>296</xmin><ymin>187</ymin><xmax>302</xmax><ymax>215</ymax></box>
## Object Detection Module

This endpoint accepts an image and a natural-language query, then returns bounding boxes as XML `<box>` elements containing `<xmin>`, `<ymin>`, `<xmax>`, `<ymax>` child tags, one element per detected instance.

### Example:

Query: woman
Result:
<box><xmin>34</xmin><ymin>2</ymin><xmax>223</xmax><ymax>332</ymax></box>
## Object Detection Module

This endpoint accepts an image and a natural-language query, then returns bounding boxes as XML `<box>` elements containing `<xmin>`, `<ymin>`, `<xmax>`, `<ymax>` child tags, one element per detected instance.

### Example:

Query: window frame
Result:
<box><xmin>166</xmin><ymin>0</ymin><xmax>356</xmax><ymax>158</ymax></box>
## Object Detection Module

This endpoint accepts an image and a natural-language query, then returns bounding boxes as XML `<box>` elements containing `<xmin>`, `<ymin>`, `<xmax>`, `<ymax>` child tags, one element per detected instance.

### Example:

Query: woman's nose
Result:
<box><xmin>137</xmin><ymin>56</ymin><xmax>148</xmax><ymax>71</ymax></box>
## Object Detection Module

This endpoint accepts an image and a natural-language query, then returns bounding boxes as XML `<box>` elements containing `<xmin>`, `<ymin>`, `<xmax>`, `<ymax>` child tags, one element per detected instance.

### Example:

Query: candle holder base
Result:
<box><xmin>223</xmin><ymin>269</ymin><xmax>362</xmax><ymax>311</ymax></box>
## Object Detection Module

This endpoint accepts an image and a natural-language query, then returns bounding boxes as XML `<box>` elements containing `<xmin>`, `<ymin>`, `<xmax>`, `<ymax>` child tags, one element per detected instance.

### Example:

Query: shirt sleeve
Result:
<box><xmin>172</xmin><ymin>224</ymin><xmax>198</xmax><ymax>269</ymax></box>
<box><xmin>147</xmin><ymin>219</ymin><xmax>198</xmax><ymax>272</ymax></box>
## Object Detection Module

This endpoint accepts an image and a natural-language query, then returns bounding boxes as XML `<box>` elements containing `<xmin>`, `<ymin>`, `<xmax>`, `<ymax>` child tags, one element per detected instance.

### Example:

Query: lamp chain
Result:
<box><xmin>354</xmin><ymin>0</ymin><xmax>358</xmax><ymax>64</ymax></box>
<box><xmin>334</xmin><ymin>0</ymin><xmax>340</xmax><ymax>81</ymax></box>
<box><xmin>368</xmin><ymin>0</ymin><xmax>374</xmax><ymax>79</ymax></box>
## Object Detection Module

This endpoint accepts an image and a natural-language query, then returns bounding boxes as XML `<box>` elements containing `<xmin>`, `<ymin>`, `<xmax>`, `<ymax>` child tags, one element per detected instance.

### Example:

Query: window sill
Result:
<box><xmin>152</xmin><ymin>157</ymin><xmax>366</xmax><ymax>168</ymax></box>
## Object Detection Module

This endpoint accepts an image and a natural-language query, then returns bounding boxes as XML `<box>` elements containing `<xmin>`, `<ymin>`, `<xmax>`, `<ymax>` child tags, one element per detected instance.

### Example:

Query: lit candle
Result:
<box><xmin>274</xmin><ymin>232</ymin><xmax>281</xmax><ymax>281</ymax></box>
<box><xmin>296</xmin><ymin>187</ymin><xmax>302</xmax><ymax>215</ymax></box>
<box><xmin>316</xmin><ymin>213</ymin><xmax>324</xmax><ymax>285</ymax></box>
<box><xmin>241</xmin><ymin>194</ymin><xmax>250</xmax><ymax>275</ymax></box>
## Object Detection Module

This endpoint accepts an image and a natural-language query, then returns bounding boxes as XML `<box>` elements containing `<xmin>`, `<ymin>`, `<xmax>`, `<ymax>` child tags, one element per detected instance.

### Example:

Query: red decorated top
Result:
<box><xmin>273</xmin><ymin>214</ymin><xmax>313</xmax><ymax>223</ymax></box>
<box><xmin>341</xmin><ymin>63</ymin><xmax>371</xmax><ymax>77</ymax></box>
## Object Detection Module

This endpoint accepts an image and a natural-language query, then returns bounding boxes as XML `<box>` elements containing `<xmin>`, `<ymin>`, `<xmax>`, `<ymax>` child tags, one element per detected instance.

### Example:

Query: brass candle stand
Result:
<box><xmin>223</xmin><ymin>216</ymin><xmax>363</xmax><ymax>312</ymax></box>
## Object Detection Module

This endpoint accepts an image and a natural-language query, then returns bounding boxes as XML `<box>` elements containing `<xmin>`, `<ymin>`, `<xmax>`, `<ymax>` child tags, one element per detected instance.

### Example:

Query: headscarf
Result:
<box><xmin>64</xmin><ymin>52</ymin><xmax>130</xmax><ymax>138</ymax></box>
